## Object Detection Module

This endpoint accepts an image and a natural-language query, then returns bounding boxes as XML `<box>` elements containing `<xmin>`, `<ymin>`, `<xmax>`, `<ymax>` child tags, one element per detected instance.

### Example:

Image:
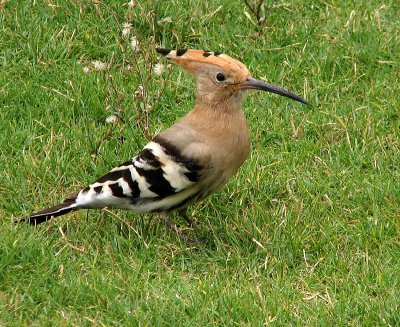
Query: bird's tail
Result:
<box><xmin>21</xmin><ymin>192</ymin><xmax>80</xmax><ymax>225</ymax></box>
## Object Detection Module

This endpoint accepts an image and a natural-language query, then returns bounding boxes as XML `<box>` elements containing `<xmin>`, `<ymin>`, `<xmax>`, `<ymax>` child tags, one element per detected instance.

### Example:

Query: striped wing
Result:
<box><xmin>74</xmin><ymin>139</ymin><xmax>204</xmax><ymax>213</ymax></box>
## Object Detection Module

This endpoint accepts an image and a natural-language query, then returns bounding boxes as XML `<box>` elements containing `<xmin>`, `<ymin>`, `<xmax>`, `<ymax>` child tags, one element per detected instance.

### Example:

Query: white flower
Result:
<box><xmin>91</xmin><ymin>60</ymin><xmax>107</xmax><ymax>71</ymax></box>
<box><xmin>130</xmin><ymin>36</ymin><xmax>139</xmax><ymax>52</ymax></box>
<box><xmin>82</xmin><ymin>66</ymin><xmax>90</xmax><ymax>74</ymax></box>
<box><xmin>122</xmin><ymin>22</ymin><xmax>132</xmax><ymax>37</ymax></box>
<box><xmin>153</xmin><ymin>63</ymin><xmax>165</xmax><ymax>76</ymax></box>
<box><xmin>126</xmin><ymin>65</ymin><xmax>133</xmax><ymax>71</ymax></box>
<box><xmin>105</xmin><ymin>114</ymin><xmax>118</xmax><ymax>124</ymax></box>
<box><xmin>157</xmin><ymin>17</ymin><xmax>173</xmax><ymax>25</ymax></box>
<box><xmin>134</xmin><ymin>85</ymin><xmax>144</xmax><ymax>98</ymax></box>
<box><xmin>127</xmin><ymin>0</ymin><xmax>136</xmax><ymax>9</ymax></box>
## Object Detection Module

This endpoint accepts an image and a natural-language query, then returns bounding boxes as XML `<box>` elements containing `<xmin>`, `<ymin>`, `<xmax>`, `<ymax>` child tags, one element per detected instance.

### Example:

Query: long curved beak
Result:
<box><xmin>243</xmin><ymin>77</ymin><xmax>308</xmax><ymax>104</ymax></box>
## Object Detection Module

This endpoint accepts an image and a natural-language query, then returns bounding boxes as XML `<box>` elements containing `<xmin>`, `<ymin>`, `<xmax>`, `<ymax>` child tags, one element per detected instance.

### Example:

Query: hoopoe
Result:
<box><xmin>24</xmin><ymin>48</ymin><xmax>307</xmax><ymax>228</ymax></box>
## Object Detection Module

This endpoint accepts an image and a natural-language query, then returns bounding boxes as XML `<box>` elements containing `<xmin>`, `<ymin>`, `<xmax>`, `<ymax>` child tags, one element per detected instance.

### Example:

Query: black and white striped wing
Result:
<box><xmin>73</xmin><ymin>139</ymin><xmax>204</xmax><ymax>213</ymax></box>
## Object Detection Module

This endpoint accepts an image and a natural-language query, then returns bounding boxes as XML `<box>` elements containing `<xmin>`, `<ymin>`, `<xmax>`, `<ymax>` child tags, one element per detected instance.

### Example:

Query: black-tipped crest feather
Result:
<box><xmin>156</xmin><ymin>48</ymin><xmax>171</xmax><ymax>56</ymax></box>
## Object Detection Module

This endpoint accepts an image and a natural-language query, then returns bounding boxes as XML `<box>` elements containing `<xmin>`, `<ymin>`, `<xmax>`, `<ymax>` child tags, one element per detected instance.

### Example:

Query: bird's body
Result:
<box><xmin>26</xmin><ymin>49</ymin><xmax>307</xmax><ymax>225</ymax></box>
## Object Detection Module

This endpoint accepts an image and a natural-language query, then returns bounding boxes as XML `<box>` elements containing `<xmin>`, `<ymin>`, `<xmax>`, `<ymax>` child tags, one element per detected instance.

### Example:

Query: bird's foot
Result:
<box><xmin>159</xmin><ymin>213</ymin><xmax>206</xmax><ymax>245</ymax></box>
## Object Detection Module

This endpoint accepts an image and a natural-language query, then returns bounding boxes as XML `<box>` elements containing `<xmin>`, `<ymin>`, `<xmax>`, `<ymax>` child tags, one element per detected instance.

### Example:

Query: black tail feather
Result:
<box><xmin>20</xmin><ymin>192</ymin><xmax>79</xmax><ymax>225</ymax></box>
<box><xmin>28</xmin><ymin>203</ymin><xmax>76</xmax><ymax>225</ymax></box>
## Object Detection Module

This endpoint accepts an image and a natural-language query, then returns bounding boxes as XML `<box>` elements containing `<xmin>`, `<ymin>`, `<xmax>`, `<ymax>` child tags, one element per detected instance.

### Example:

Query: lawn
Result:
<box><xmin>1</xmin><ymin>0</ymin><xmax>399</xmax><ymax>325</ymax></box>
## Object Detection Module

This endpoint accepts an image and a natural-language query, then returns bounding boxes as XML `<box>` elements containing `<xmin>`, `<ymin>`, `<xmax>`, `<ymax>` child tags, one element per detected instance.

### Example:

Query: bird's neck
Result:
<box><xmin>189</xmin><ymin>98</ymin><xmax>242</xmax><ymax>125</ymax></box>
<box><xmin>183</xmin><ymin>96</ymin><xmax>250</xmax><ymax>146</ymax></box>
<box><xmin>195</xmin><ymin>91</ymin><xmax>244</xmax><ymax>113</ymax></box>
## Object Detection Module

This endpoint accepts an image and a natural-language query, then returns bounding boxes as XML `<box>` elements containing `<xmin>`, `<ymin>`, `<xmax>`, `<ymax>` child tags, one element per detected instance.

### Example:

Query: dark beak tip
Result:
<box><xmin>300</xmin><ymin>98</ymin><xmax>310</xmax><ymax>105</ymax></box>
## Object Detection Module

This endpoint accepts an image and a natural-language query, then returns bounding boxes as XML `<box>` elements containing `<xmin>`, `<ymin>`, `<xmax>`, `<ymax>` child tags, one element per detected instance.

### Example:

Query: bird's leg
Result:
<box><xmin>178</xmin><ymin>209</ymin><xmax>194</xmax><ymax>226</ymax></box>
<box><xmin>159</xmin><ymin>213</ymin><xmax>190</xmax><ymax>242</ymax></box>
<box><xmin>178</xmin><ymin>209</ymin><xmax>200</xmax><ymax>232</ymax></box>
<box><xmin>159</xmin><ymin>213</ymin><xmax>181</xmax><ymax>234</ymax></box>
<box><xmin>159</xmin><ymin>213</ymin><xmax>204</xmax><ymax>244</ymax></box>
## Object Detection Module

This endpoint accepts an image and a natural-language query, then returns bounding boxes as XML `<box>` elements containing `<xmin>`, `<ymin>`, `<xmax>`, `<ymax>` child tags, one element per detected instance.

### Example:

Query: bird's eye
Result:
<box><xmin>215</xmin><ymin>72</ymin><xmax>226</xmax><ymax>82</ymax></box>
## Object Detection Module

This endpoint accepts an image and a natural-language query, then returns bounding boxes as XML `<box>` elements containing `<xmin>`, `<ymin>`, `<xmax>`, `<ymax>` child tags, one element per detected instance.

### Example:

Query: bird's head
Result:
<box><xmin>156</xmin><ymin>48</ymin><xmax>308</xmax><ymax>107</ymax></box>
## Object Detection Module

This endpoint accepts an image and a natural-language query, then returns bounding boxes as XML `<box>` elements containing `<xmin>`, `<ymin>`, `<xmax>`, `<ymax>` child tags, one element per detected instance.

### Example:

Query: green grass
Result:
<box><xmin>1</xmin><ymin>0</ymin><xmax>400</xmax><ymax>325</ymax></box>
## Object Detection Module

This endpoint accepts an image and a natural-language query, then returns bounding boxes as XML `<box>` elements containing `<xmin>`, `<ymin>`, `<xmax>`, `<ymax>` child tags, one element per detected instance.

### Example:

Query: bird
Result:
<box><xmin>23</xmin><ymin>48</ymin><xmax>307</xmax><ymax>231</ymax></box>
